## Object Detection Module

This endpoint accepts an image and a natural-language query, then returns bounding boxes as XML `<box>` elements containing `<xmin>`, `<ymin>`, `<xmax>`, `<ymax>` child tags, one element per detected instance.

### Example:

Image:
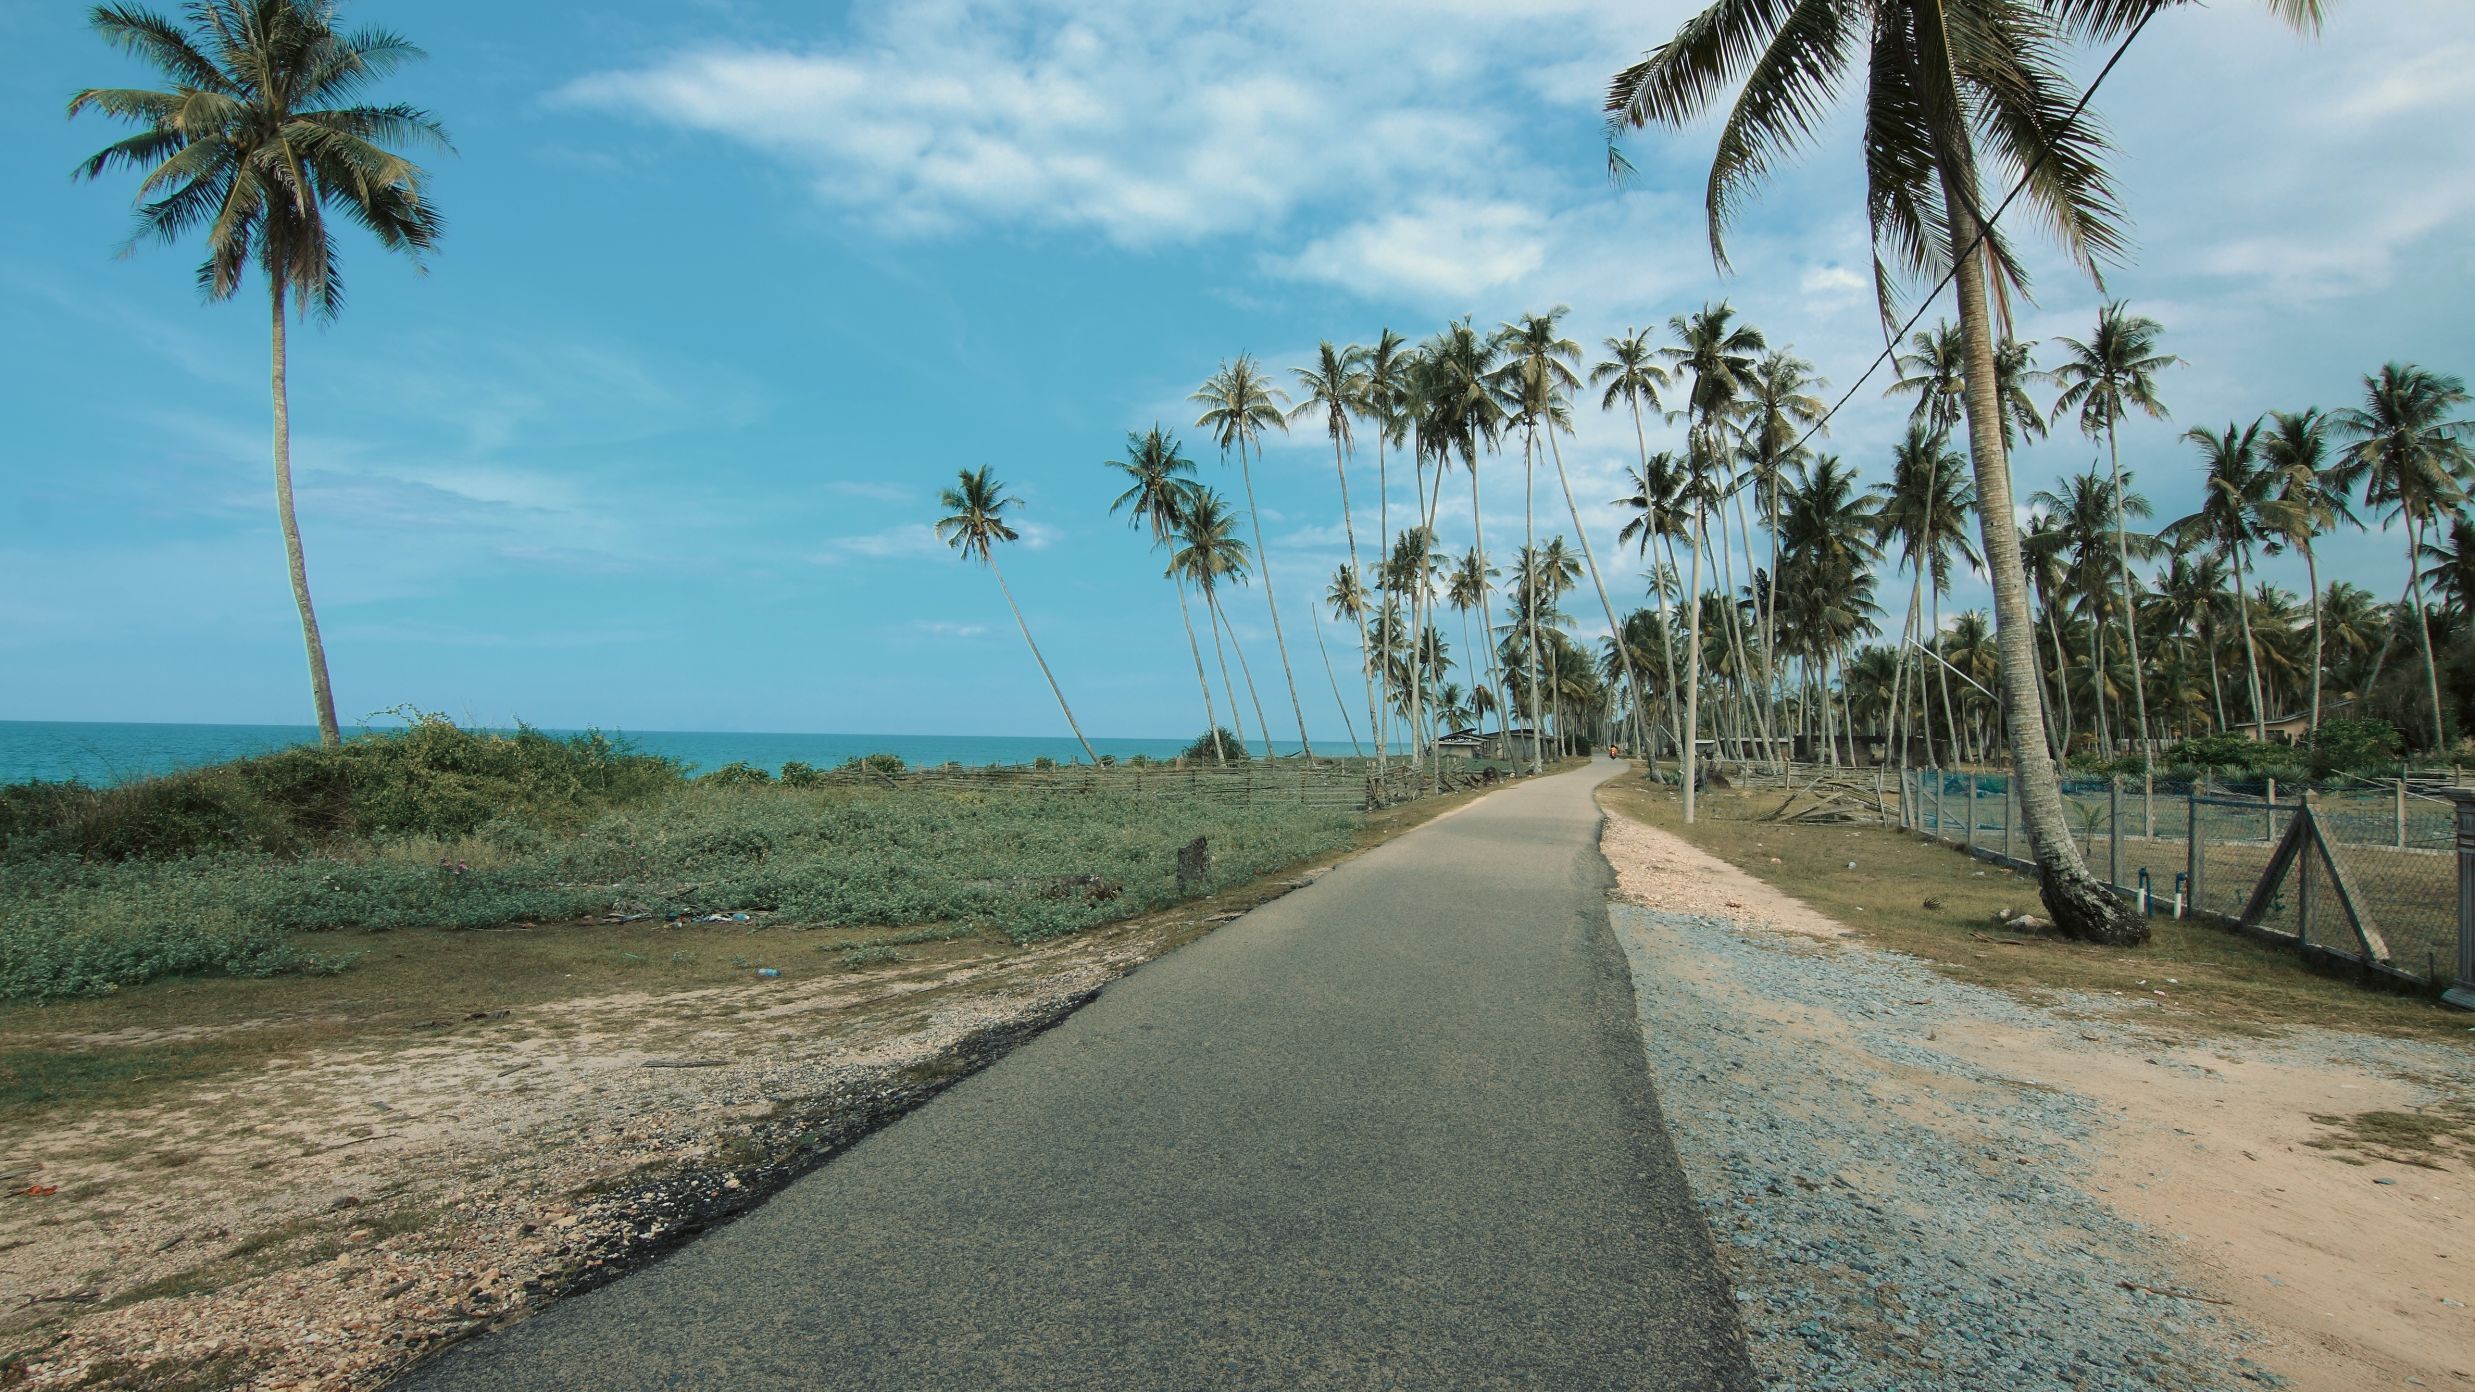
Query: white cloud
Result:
<box><xmin>1283</xmin><ymin>200</ymin><xmax>1549</xmax><ymax>301</ymax></box>
<box><xmin>811</xmin><ymin>523</ymin><xmax>948</xmax><ymax>564</ymax></box>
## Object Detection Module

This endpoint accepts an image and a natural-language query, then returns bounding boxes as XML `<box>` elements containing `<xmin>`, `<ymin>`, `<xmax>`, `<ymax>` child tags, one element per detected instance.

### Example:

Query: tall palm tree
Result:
<box><xmin>1445</xmin><ymin>549</ymin><xmax>1499</xmax><ymax>743</ymax></box>
<box><xmin>71</xmin><ymin>0</ymin><xmax>451</xmax><ymax>746</ymax></box>
<box><xmin>1595</xmin><ymin>329</ymin><xmax>1679</xmax><ymax>755</ymax></box>
<box><xmin>1614</xmin><ymin>451</ymin><xmax>1693</xmax><ymax>755</ymax></box>
<box><xmin>2167</xmin><ymin>422</ymin><xmax>2291</xmax><ymax>740</ymax></box>
<box><xmin>1739</xmin><ymin>348</ymin><xmax>1829</xmax><ymax>750</ymax></box>
<box><xmin>936</xmin><ymin>467</ymin><xmax>1097</xmax><ymax>765</ymax></box>
<box><xmin>1305</xmin><ymin>571</ymin><xmax>1366</xmax><ymax>757</ymax></box>
<box><xmin>1357</xmin><ymin>329</ymin><xmax>1415</xmax><ymax>759</ymax></box>
<box><xmin>1606</xmin><ymin>0</ymin><xmax>2325</xmax><ymax>943</ymax></box>
<box><xmin>2022</xmin><ymin>510</ymin><xmax>2077</xmax><ymax>760</ymax></box>
<box><xmin>2420</xmin><ymin>515</ymin><xmax>2475</xmax><ymax>619</ymax></box>
<box><xmin>2335</xmin><ymin>363</ymin><xmax>2474</xmax><ymax>751</ymax></box>
<box><xmin>1170</xmin><ymin>487</ymin><xmax>1266</xmax><ymax>759</ymax></box>
<box><xmin>1194</xmin><ymin>356</ymin><xmax>1310</xmax><ymax>759</ymax></box>
<box><xmin>2257</xmin><ymin>408</ymin><xmax>2353</xmax><ymax>737</ymax></box>
<box><xmin>1888</xmin><ymin>321</ymin><xmax>1967</xmax><ymax>440</ymax></box>
<box><xmin>1107</xmin><ymin>426</ymin><xmax>1222</xmax><ymax>763</ymax></box>
<box><xmin>1877</xmin><ymin>423</ymin><xmax>1976</xmax><ymax>767</ymax></box>
<box><xmin>2047</xmin><ymin>302</ymin><xmax>2177</xmax><ymax>762</ymax></box>
<box><xmin>1505</xmin><ymin>309</ymin><xmax>1651</xmax><ymax>768</ymax></box>
<box><xmin>1413</xmin><ymin>321</ymin><xmax>1510</xmax><ymax>783</ymax></box>
<box><xmin>1660</xmin><ymin>303</ymin><xmax>1764</xmax><ymax>816</ymax></box>
<box><xmin>1778</xmin><ymin>454</ymin><xmax>1883</xmax><ymax>764</ymax></box>
<box><xmin>2031</xmin><ymin>465</ymin><xmax>2153</xmax><ymax>753</ymax></box>
<box><xmin>1291</xmin><ymin>342</ymin><xmax>1382</xmax><ymax>763</ymax></box>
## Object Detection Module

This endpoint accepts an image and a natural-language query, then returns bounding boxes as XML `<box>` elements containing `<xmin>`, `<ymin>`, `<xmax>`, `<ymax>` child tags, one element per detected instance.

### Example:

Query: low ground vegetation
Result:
<box><xmin>0</xmin><ymin>717</ymin><xmax>1361</xmax><ymax>1002</ymax></box>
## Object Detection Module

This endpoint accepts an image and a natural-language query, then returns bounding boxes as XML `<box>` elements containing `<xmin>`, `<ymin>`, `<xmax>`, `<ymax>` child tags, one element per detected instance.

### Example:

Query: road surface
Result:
<box><xmin>402</xmin><ymin>758</ymin><xmax>1753</xmax><ymax>1390</ymax></box>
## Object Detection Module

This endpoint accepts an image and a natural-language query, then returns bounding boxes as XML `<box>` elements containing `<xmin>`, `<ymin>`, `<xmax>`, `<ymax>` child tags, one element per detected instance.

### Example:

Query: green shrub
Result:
<box><xmin>2163</xmin><ymin>732</ymin><xmax>2302</xmax><ymax>778</ymax></box>
<box><xmin>699</xmin><ymin>761</ymin><xmax>773</xmax><ymax>787</ymax></box>
<box><xmin>777</xmin><ymin>760</ymin><xmax>824</xmax><ymax>788</ymax></box>
<box><xmin>834</xmin><ymin>753</ymin><xmax>907</xmax><ymax>776</ymax></box>
<box><xmin>1180</xmin><ymin>728</ymin><xmax>1248</xmax><ymax>763</ymax></box>
<box><xmin>2305</xmin><ymin>716</ymin><xmax>2403</xmax><ymax>777</ymax></box>
<box><xmin>1032</xmin><ymin>756</ymin><xmax>1058</xmax><ymax>771</ymax></box>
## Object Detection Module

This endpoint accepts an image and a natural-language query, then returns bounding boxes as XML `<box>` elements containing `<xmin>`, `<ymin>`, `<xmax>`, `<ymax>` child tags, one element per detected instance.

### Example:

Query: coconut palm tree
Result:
<box><xmin>2257</xmin><ymin>408</ymin><xmax>2354</xmax><ymax>737</ymax></box>
<box><xmin>1194</xmin><ymin>356</ymin><xmax>1310</xmax><ymax>759</ymax></box>
<box><xmin>2167</xmin><ymin>421</ymin><xmax>2292</xmax><ymax>741</ymax></box>
<box><xmin>1291</xmin><ymin>342</ymin><xmax>1382</xmax><ymax>762</ymax></box>
<box><xmin>70</xmin><ymin>0</ymin><xmax>451</xmax><ymax>746</ymax></box>
<box><xmin>1356</xmin><ymin>329</ymin><xmax>1415</xmax><ymax>759</ymax></box>
<box><xmin>1605</xmin><ymin>0</ymin><xmax>2325</xmax><ymax>943</ymax></box>
<box><xmin>1877</xmin><ymin>423</ymin><xmax>1976</xmax><ymax>767</ymax></box>
<box><xmin>1445</xmin><ymin>549</ymin><xmax>1500</xmax><ymax>745</ymax></box>
<box><xmin>1659</xmin><ymin>303</ymin><xmax>1764</xmax><ymax>816</ymax></box>
<box><xmin>1778</xmin><ymin>454</ymin><xmax>1883</xmax><ymax>764</ymax></box>
<box><xmin>2048</xmin><ymin>302</ymin><xmax>2177</xmax><ymax>762</ymax></box>
<box><xmin>2421</xmin><ymin>516</ymin><xmax>2475</xmax><ymax>618</ymax></box>
<box><xmin>2022</xmin><ymin>510</ymin><xmax>2077</xmax><ymax>759</ymax></box>
<box><xmin>2335</xmin><ymin>363</ymin><xmax>2475</xmax><ymax>751</ymax></box>
<box><xmin>1614</xmin><ymin>451</ymin><xmax>1694</xmax><ymax>755</ymax></box>
<box><xmin>1888</xmin><ymin>321</ymin><xmax>1967</xmax><ymax>441</ymax></box>
<box><xmin>1739</xmin><ymin>349</ymin><xmax>1829</xmax><ymax>749</ymax></box>
<box><xmin>1503</xmin><ymin>308</ymin><xmax>1653</xmax><ymax>767</ymax></box>
<box><xmin>1413</xmin><ymin>321</ymin><xmax>1511</xmax><ymax>783</ymax></box>
<box><xmin>1171</xmin><ymin>487</ymin><xmax>1267</xmax><ymax>759</ymax></box>
<box><xmin>1106</xmin><ymin>426</ymin><xmax>1221</xmax><ymax>763</ymax></box>
<box><xmin>1305</xmin><ymin>575</ymin><xmax>1366</xmax><ymax>757</ymax></box>
<box><xmin>936</xmin><ymin>467</ymin><xmax>1097</xmax><ymax>764</ymax></box>
<box><xmin>2032</xmin><ymin>465</ymin><xmax>2153</xmax><ymax>754</ymax></box>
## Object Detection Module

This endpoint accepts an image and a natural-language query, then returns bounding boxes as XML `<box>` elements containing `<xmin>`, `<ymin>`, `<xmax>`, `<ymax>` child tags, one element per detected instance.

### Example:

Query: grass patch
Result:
<box><xmin>2305</xmin><ymin>1101</ymin><xmax>2475</xmax><ymax>1170</ymax></box>
<box><xmin>1599</xmin><ymin>776</ymin><xmax>2474</xmax><ymax>1043</ymax></box>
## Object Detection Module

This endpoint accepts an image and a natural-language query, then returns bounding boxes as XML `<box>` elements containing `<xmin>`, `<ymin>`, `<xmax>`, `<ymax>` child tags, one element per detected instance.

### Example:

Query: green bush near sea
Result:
<box><xmin>0</xmin><ymin>719</ymin><xmax>1359</xmax><ymax>1002</ymax></box>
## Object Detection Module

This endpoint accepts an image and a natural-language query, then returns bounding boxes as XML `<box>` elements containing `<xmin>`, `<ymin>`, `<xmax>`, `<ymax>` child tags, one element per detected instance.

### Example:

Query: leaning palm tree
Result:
<box><xmin>1171</xmin><ymin>487</ymin><xmax>1266</xmax><ymax>760</ymax></box>
<box><xmin>1194</xmin><ymin>356</ymin><xmax>1310</xmax><ymax>759</ymax></box>
<box><xmin>2048</xmin><ymin>302</ymin><xmax>2177</xmax><ymax>763</ymax></box>
<box><xmin>2257</xmin><ymin>408</ymin><xmax>2354</xmax><ymax>737</ymax></box>
<box><xmin>1290</xmin><ymin>343</ymin><xmax>1382</xmax><ymax>762</ymax></box>
<box><xmin>71</xmin><ymin>0</ymin><xmax>450</xmax><ymax>747</ymax></box>
<box><xmin>2335</xmin><ymin>363</ymin><xmax>2474</xmax><ymax>751</ymax></box>
<box><xmin>2167</xmin><ymin>422</ymin><xmax>2291</xmax><ymax>741</ymax></box>
<box><xmin>1606</xmin><ymin>0</ymin><xmax>2325</xmax><ymax>943</ymax></box>
<box><xmin>936</xmin><ymin>467</ymin><xmax>1097</xmax><ymax>764</ymax></box>
<box><xmin>1107</xmin><ymin>426</ymin><xmax>1222</xmax><ymax>763</ymax></box>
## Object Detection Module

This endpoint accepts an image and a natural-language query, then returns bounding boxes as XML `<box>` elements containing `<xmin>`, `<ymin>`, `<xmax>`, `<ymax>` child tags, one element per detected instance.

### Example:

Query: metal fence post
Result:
<box><xmin>1932</xmin><ymin>769</ymin><xmax>1945</xmax><ymax>841</ymax></box>
<box><xmin>1965</xmin><ymin>775</ymin><xmax>1977</xmax><ymax>852</ymax></box>
<box><xmin>2187</xmin><ymin>774</ymin><xmax>2205</xmax><ymax>917</ymax></box>
<box><xmin>2445</xmin><ymin>790</ymin><xmax>2475</xmax><ymax>1012</ymax></box>
<box><xmin>2108</xmin><ymin>775</ymin><xmax>2123</xmax><ymax>890</ymax></box>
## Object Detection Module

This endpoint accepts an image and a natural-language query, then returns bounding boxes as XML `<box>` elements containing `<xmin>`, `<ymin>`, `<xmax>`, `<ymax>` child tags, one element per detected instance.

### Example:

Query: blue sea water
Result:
<box><xmin>0</xmin><ymin>720</ymin><xmax>1340</xmax><ymax>787</ymax></box>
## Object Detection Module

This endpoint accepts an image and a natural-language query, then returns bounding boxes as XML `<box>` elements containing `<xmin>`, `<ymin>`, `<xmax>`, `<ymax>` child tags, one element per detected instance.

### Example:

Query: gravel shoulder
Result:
<box><xmin>1599</xmin><ymin>794</ymin><xmax>2474</xmax><ymax>1392</ymax></box>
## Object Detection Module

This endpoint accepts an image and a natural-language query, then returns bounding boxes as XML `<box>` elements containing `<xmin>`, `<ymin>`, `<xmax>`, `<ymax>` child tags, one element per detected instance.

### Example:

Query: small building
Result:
<box><xmin>2252</xmin><ymin>696</ymin><xmax>2356</xmax><ymax>746</ymax></box>
<box><xmin>1433</xmin><ymin>726</ymin><xmax>1542</xmax><ymax>762</ymax></box>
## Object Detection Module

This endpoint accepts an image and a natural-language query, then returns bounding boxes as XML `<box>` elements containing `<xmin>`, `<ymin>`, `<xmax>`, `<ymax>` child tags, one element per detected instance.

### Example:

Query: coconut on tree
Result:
<box><xmin>71</xmin><ymin>0</ymin><xmax>451</xmax><ymax>746</ymax></box>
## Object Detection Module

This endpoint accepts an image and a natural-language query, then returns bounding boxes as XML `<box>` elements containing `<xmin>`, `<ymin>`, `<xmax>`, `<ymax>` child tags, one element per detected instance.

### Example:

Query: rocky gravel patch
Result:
<box><xmin>1616</xmin><ymin>903</ymin><xmax>2294</xmax><ymax>1392</ymax></box>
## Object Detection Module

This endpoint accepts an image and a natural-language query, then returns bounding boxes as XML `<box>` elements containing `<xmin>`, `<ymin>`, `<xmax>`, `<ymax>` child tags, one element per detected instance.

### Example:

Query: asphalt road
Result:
<box><xmin>400</xmin><ymin>758</ymin><xmax>1754</xmax><ymax>1391</ymax></box>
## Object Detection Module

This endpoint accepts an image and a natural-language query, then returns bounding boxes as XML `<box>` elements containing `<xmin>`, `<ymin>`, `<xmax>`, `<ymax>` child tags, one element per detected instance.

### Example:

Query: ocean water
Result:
<box><xmin>0</xmin><ymin>720</ymin><xmax>1340</xmax><ymax>787</ymax></box>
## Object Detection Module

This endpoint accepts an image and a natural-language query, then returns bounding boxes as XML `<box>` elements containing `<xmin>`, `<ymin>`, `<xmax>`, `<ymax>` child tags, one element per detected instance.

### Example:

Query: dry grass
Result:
<box><xmin>1599</xmin><ymin>775</ymin><xmax>2474</xmax><ymax>1044</ymax></box>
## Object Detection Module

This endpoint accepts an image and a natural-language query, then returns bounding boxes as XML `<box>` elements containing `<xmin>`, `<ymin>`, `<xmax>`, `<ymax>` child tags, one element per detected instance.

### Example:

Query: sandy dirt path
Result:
<box><xmin>1600</xmin><ymin>800</ymin><xmax>2473</xmax><ymax>1392</ymax></box>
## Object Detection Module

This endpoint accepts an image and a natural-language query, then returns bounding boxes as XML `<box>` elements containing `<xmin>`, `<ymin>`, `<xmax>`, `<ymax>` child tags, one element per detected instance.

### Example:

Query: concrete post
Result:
<box><xmin>2187</xmin><ymin>774</ymin><xmax>2206</xmax><ymax>917</ymax></box>
<box><xmin>2398</xmin><ymin>776</ymin><xmax>2410</xmax><ymax>850</ymax></box>
<box><xmin>2445</xmin><ymin>790</ymin><xmax>2475</xmax><ymax>1012</ymax></box>
<box><xmin>2265</xmin><ymin>777</ymin><xmax>2277</xmax><ymax>844</ymax></box>
<box><xmin>2108</xmin><ymin>775</ymin><xmax>2123</xmax><ymax>890</ymax></box>
<box><xmin>2004</xmin><ymin>775</ymin><xmax>2016</xmax><ymax>865</ymax></box>
<box><xmin>1965</xmin><ymin>775</ymin><xmax>1977</xmax><ymax>851</ymax></box>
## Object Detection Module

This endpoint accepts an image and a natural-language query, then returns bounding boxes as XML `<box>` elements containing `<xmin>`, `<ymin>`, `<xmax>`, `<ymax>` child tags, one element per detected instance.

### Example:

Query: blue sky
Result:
<box><xmin>1</xmin><ymin>0</ymin><xmax>2467</xmax><ymax>742</ymax></box>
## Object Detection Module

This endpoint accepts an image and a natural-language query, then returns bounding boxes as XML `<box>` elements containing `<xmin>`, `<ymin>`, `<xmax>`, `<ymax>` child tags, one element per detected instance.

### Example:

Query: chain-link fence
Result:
<box><xmin>1896</xmin><ymin>766</ymin><xmax>2462</xmax><ymax>990</ymax></box>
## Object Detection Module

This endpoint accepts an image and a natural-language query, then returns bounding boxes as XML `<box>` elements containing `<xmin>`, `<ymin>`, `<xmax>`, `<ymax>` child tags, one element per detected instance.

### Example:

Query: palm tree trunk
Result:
<box><xmin>1521</xmin><ymin>427</ymin><xmax>1546</xmax><ymax>774</ymax></box>
<box><xmin>2087</xmin><ymin>610</ymin><xmax>2110</xmax><ymax>755</ymax></box>
<box><xmin>1307</xmin><ymin>593</ymin><xmax>1366</xmax><ymax>756</ymax></box>
<box><xmin>1554</xmin><ymin>428</ymin><xmax>1653</xmax><ymax>762</ymax></box>
<box><xmin>988</xmin><ymin>555</ymin><xmax>1098</xmax><ymax>765</ymax></box>
<box><xmin>2231</xmin><ymin>547</ymin><xmax>2268</xmax><ymax>739</ymax></box>
<box><xmin>1330</xmin><ymin>434</ymin><xmax>1382</xmax><ymax>765</ymax></box>
<box><xmin>1236</xmin><ymin>441</ymin><xmax>1313</xmax><ymax>760</ymax></box>
<box><xmin>2304</xmin><ymin>544</ymin><xmax>2324</xmax><ymax>738</ymax></box>
<box><xmin>2105</xmin><ymin>420</ymin><xmax>2154</xmax><ymax>764</ymax></box>
<box><xmin>1216</xmin><ymin>592</ymin><xmax>1277</xmax><ymax>760</ymax></box>
<box><xmin>1682</xmin><ymin>510</ymin><xmax>1707</xmax><ymax>822</ymax></box>
<box><xmin>1929</xmin><ymin>576</ymin><xmax>1958</xmax><ymax>764</ymax></box>
<box><xmin>1374</xmin><ymin>432</ymin><xmax>1393</xmax><ymax>766</ymax></box>
<box><xmin>1204</xmin><ymin>589</ymin><xmax>1253</xmax><ymax>757</ymax></box>
<box><xmin>270</xmin><ymin>283</ymin><xmax>342</xmax><ymax>747</ymax></box>
<box><xmin>1917</xmin><ymin>8</ymin><xmax>2139</xmax><ymax>942</ymax></box>
<box><xmin>2043</xmin><ymin>601</ymin><xmax>2074</xmax><ymax>760</ymax></box>
<box><xmin>1655</xmin><ymin>531</ymin><xmax>1688</xmax><ymax>756</ymax></box>
<box><xmin>1174</xmin><ymin>580</ymin><xmax>1227</xmax><ymax>764</ymax></box>
<box><xmin>1734</xmin><ymin>485</ymin><xmax>1781</xmax><ymax>767</ymax></box>
<box><xmin>1889</xmin><ymin>562</ymin><xmax>1926</xmax><ymax>769</ymax></box>
<box><xmin>2405</xmin><ymin>514</ymin><xmax>2449</xmax><ymax>750</ymax></box>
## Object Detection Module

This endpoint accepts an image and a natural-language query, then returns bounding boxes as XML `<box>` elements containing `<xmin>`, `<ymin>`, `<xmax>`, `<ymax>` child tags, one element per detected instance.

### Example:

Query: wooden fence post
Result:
<box><xmin>2397</xmin><ymin>776</ymin><xmax>2410</xmax><ymax>850</ymax></box>
<box><xmin>2264</xmin><ymin>777</ymin><xmax>2277</xmax><ymax>844</ymax></box>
